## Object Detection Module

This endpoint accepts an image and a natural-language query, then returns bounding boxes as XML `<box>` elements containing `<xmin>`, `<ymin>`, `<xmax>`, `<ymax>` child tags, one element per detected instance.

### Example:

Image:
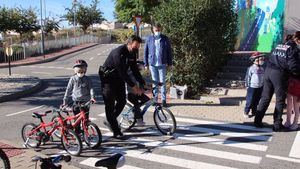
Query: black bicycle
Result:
<box><xmin>118</xmin><ymin>84</ymin><xmax>177</xmax><ymax>135</ymax></box>
<box><xmin>0</xmin><ymin>148</ymin><xmax>10</xmax><ymax>169</ymax></box>
<box><xmin>32</xmin><ymin>154</ymin><xmax>71</xmax><ymax>169</ymax></box>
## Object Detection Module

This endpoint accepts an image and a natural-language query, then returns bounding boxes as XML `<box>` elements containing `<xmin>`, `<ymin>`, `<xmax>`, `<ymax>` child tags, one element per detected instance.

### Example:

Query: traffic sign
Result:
<box><xmin>5</xmin><ymin>46</ymin><xmax>13</xmax><ymax>57</ymax></box>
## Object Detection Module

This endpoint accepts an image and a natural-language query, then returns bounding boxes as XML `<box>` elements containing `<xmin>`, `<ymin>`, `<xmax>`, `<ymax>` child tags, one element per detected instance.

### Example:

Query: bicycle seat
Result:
<box><xmin>32</xmin><ymin>110</ymin><xmax>52</xmax><ymax>118</ymax></box>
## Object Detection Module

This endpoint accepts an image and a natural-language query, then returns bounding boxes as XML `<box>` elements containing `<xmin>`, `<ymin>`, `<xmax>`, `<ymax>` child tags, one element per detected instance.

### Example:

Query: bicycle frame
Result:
<box><xmin>25</xmin><ymin>112</ymin><xmax>71</xmax><ymax>145</ymax></box>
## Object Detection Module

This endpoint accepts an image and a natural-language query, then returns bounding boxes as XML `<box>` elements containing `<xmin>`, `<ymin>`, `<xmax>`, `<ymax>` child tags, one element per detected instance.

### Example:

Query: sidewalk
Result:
<box><xmin>0</xmin><ymin>43</ymin><xmax>98</xmax><ymax>68</ymax></box>
<box><xmin>0</xmin><ymin>140</ymin><xmax>79</xmax><ymax>169</ymax></box>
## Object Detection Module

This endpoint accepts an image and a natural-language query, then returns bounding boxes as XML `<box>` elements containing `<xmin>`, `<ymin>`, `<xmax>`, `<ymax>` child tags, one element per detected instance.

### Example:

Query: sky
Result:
<box><xmin>0</xmin><ymin>0</ymin><xmax>115</xmax><ymax>28</ymax></box>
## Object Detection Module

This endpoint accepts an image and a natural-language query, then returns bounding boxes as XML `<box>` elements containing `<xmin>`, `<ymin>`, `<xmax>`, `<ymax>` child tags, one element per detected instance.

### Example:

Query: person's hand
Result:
<box><xmin>132</xmin><ymin>85</ymin><xmax>143</xmax><ymax>96</ymax></box>
<box><xmin>145</xmin><ymin>66</ymin><xmax>149</xmax><ymax>71</ymax></box>
<box><xmin>90</xmin><ymin>98</ymin><xmax>96</xmax><ymax>104</ymax></box>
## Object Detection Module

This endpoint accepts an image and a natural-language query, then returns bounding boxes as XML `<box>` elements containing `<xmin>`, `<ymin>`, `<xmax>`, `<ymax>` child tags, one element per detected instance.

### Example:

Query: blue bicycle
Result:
<box><xmin>118</xmin><ymin>84</ymin><xmax>177</xmax><ymax>135</ymax></box>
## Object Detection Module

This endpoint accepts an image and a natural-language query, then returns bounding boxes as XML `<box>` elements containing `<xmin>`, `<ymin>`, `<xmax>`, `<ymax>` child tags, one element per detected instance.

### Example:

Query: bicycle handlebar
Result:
<box><xmin>32</xmin><ymin>154</ymin><xmax>71</xmax><ymax>163</ymax></box>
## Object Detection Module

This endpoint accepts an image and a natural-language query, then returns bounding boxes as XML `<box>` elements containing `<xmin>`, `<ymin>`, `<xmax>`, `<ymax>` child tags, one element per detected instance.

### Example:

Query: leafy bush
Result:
<box><xmin>153</xmin><ymin>0</ymin><xmax>237</xmax><ymax>96</ymax></box>
<box><xmin>111</xmin><ymin>29</ymin><xmax>134</xmax><ymax>43</ymax></box>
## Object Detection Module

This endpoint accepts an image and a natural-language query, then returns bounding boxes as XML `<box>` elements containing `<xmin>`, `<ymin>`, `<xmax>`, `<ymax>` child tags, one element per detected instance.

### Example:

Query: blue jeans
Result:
<box><xmin>149</xmin><ymin>65</ymin><xmax>167</xmax><ymax>102</ymax></box>
<box><xmin>245</xmin><ymin>87</ymin><xmax>263</xmax><ymax>114</ymax></box>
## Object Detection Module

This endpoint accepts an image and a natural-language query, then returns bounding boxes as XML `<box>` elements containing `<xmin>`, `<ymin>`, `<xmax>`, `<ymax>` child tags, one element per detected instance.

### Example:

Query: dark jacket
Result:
<box><xmin>268</xmin><ymin>40</ymin><xmax>300</xmax><ymax>77</ymax></box>
<box><xmin>102</xmin><ymin>44</ymin><xmax>145</xmax><ymax>87</ymax></box>
<box><xmin>144</xmin><ymin>34</ymin><xmax>173</xmax><ymax>66</ymax></box>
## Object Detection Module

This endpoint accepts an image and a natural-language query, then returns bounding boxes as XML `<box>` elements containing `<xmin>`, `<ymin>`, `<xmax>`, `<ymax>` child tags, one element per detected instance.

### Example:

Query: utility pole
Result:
<box><xmin>73</xmin><ymin>0</ymin><xmax>77</xmax><ymax>45</ymax></box>
<box><xmin>40</xmin><ymin>0</ymin><xmax>45</xmax><ymax>59</ymax></box>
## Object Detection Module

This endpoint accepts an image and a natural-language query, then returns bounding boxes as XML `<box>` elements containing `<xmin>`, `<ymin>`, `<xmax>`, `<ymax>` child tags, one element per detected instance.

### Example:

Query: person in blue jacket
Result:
<box><xmin>144</xmin><ymin>22</ymin><xmax>173</xmax><ymax>107</ymax></box>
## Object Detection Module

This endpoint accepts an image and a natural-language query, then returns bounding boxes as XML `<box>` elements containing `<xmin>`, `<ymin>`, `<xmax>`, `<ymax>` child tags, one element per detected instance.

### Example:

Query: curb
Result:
<box><xmin>0</xmin><ymin>43</ymin><xmax>99</xmax><ymax>68</ymax></box>
<box><xmin>0</xmin><ymin>78</ymin><xmax>43</xmax><ymax>103</ymax></box>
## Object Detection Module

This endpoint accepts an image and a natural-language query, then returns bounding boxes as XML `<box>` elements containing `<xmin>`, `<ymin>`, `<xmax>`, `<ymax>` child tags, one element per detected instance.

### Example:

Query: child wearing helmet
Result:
<box><xmin>63</xmin><ymin>59</ymin><xmax>96</xmax><ymax>119</ymax></box>
<box><xmin>244</xmin><ymin>52</ymin><xmax>265</xmax><ymax>118</ymax></box>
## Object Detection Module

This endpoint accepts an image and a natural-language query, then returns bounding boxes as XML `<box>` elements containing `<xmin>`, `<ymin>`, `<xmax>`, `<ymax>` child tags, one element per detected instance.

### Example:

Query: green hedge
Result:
<box><xmin>153</xmin><ymin>0</ymin><xmax>237</xmax><ymax>96</ymax></box>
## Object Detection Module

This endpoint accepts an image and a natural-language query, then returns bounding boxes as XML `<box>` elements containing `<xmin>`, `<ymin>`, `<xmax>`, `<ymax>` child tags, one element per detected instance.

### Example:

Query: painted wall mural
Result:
<box><xmin>235</xmin><ymin>0</ymin><xmax>285</xmax><ymax>52</ymax></box>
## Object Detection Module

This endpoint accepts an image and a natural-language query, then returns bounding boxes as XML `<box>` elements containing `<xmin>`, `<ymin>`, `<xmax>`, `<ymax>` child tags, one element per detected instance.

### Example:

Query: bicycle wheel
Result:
<box><xmin>21</xmin><ymin>123</ymin><xmax>41</xmax><ymax>148</ymax></box>
<box><xmin>117</xmin><ymin>103</ymin><xmax>136</xmax><ymax>131</ymax></box>
<box><xmin>61</xmin><ymin>129</ymin><xmax>82</xmax><ymax>156</ymax></box>
<box><xmin>153</xmin><ymin>106</ymin><xmax>177</xmax><ymax>135</ymax></box>
<box><xmin>0</xmin><ymin>149</ymin><xmax>10</xmax><ymax>169</ymax></box>
<box><xmin>83</xmin><ymin>122</ymin><xmax>102</xmax><ymax>149</ymax></box>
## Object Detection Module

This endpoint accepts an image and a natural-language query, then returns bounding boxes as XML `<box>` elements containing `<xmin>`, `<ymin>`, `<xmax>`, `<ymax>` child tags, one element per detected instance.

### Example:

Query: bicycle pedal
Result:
<box><xmin>23</xmin><ymin>144</ymin><xmax>28</xmax><ymax>148</ymax></box>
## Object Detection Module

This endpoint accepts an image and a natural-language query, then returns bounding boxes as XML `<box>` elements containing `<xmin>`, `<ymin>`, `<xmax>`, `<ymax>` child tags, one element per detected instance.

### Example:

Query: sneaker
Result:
<box><xmin>136</xmin><ymin>118</ymin><xmax>145</xmax><ymax>127</ymax></box>
<box><xmin>289</xmin><ymin>124</ymin><xmax>299</xmax><ymax>131</ymax></box>
<box><xmin>243</xmin><ymin>112</ymin><xmax>249</xmax><ymax>118</ymax></box>
<box><xmin>113</xmin><ymin>132</ymin><xmax>124</xmax><ymax>139</ymax></box>
<box><xmin>103</xmin><ymin>121</ymin><xmax>113</xmax><ymax>132</ymax></box>
<box><xmin>273</xmin><ymin>123</ymin><xmax>285</xmax><ymax>132</ymax></box>
<box><xmin>254</xmin><ymin>121</ymin><xmax>264</xmax><ymax>128</ymax></box>
<box><xmin>284</xmin><ymin>121</ymin><xmax>291</xmax><ymax>128</ymax></box>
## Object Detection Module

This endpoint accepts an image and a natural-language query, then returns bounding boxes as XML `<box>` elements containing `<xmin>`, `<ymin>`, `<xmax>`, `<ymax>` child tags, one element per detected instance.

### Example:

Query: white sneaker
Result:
<box><xmin>136</xmin><ymin>118</ymin><xmax>145</xmax><ymax>127</ymax></box>
<box><xmin>289</xmin><ymin>124</ymin><xmax>298</xmax><ymax>131</ymax></box>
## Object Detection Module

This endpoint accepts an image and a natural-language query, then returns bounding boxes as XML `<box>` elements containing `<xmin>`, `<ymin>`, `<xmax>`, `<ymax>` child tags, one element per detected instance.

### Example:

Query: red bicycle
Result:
<box><xmin>52</xmin><ymin>101</ymin><xmax>102</xmax><ymax>149</ymax></box>
<box><xmin>21</xmin><ymin>109</ymin><xmax>82</xmax><ymax>156</ymax></box>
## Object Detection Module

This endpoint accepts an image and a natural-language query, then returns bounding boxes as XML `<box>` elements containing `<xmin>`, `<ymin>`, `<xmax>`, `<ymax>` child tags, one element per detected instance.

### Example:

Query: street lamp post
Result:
<box><xmin>40</xmin><ymin>0</ymin><xmax>45</xmax><ymax>59</ymax></box>
<box><xmin>73</xmin><ymin>0</ymin><xmax>77</xmax><ymax>45</ymax></box>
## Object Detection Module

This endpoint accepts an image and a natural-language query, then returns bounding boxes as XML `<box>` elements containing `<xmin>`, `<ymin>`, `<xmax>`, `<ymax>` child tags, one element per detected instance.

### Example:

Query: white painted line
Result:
<box><xmin>289</xmin><ymin>131</ymin><xmax>300</xmax><ymax>158</ymax></box>
<box><xmin>176</xmin><ymin>133</ymin><xmax>268</xmax><ymax>151</ymax></box>
<box><xmin>32</xmin><ymin>71</ymin><xmax>53</xmax><ymax>75</ymax></box>
<box><xmin>126</xmin><ymin>150</ymin><xmax>237</xmax><ymax>169</ymax></box>
<box><xmin>98</xmin><ymin>113</ymin><xmax>105</xmax><ymax>117</ymax></box>
<box><xmin>89</xmin><ymin>57</ymin><xmax>94</xmax><ymax>61</ymax></box>
<box><xmin>266</xmin><ymin>154</ymin><xmax>300</xmax><ymax>164</ymax></box>
<box><xmin>89</xmin><ymin>117</ymin><xmax>97</xmax><ymax>121</ymax></box>
<box><xmin>176</xmin><ymin>117</ymin><xmax>273</xmax><ymax>132</ymax></box>
<box><xmin>129</xmin><ymin>137</ymin><xmax>262</xmax><ymax>164</ymax></box>
<box><xmin>80</xmin><ymin>157</ymin><xmax>143</xmax><ymax>169</ymax></box>
<box><xmin>6</xmin><ymin>105</ymin><xmax>45</xmax><ymax>117</ymax></box>
<box><xmin>178</xmin><ymin>125</ymin><xmax>272</xmax><ymax>141</ymax></box>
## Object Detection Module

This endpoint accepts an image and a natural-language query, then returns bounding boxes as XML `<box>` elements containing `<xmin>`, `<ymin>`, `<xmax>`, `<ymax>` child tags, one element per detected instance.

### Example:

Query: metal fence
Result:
<box><xmin>0</xmin><ymin>34</ymin><xmax>111</xmax><ymax>63</ymax></box>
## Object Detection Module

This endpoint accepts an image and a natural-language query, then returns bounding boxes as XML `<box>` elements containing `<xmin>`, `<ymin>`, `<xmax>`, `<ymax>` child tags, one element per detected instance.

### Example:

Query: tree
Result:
<box><xmin>114</xmin><ymin>0</ymin><xmax>161</xmax><ymax>23</ymax></box>
<box><xmin>0</xmin><ymin>6</ymin><xmax>12</xmax><ymax>33</ymax></box>
<box><xmin>153</xmin><ymin>0</ymin><xmax>238</xmax><ymax>95</ymax></box>
<box><xmin>64</xmin><ymin>0</ymin><xmax>105</xmax><ymax>33</ymax></box>
<box><xmin>44</xmin><ymin>18</ymin><xmax>60</xmax><ymax>36</ymax></box>
<box><xmin>12</xmin><ymin>7</ymin><xmax>40</xmax><ymax>39</ymax></box>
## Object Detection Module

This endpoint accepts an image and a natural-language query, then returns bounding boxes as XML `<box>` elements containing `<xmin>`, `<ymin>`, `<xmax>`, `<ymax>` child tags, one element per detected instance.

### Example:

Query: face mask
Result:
<box><xmin>258</xmin><ymin>61</ymin><xmax>264</xmax><ymax>66</ymax></box>
<box><xmin>132</xmin><ymin>48</ymin><xmax>139</xmax><ymax>54</ymax></box>
<box><xmin>77</xmin><ymin>73</ymin><xmax>84</xmax><ymax>78</ymax></box>
<box><xmin>154</xmin><ymin>32</ymin><xmax>161</xmax><ymax>37</ymax></box>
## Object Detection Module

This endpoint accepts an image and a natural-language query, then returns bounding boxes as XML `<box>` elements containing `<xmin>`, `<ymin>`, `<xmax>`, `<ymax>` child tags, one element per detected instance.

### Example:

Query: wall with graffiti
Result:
<box><xmin>235</xmin><ymin>0</ymin><xmax>285</xmax><ymax>52</ymax></box>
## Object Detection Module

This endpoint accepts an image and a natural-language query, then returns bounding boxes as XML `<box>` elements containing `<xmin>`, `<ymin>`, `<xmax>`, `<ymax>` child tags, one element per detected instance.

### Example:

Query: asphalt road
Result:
<box><xmin>0</xmin><ymin>44</ymin><xmax>300</xmax><ymax>169</ymax></box>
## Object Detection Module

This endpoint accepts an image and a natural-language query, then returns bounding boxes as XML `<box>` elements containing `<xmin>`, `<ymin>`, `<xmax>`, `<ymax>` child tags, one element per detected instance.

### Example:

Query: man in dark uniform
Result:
<box><xmin>254</xmin><ymin>37</ymin><xmax>300</xmax><ymax>131</ymax></box>
<box><xmin>99</xmin><ymin>35</ymin><xmax>144</xmax><ymax>138</ymax></box>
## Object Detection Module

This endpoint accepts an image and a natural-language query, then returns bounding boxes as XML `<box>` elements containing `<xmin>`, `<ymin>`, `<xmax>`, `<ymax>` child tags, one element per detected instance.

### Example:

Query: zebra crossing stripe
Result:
<box><xmin>289</xmin><ymin>131</ymin><xmax>300</xmax><ymax>158</ymax></box>
<box><xmin>266</xmin><ymin>154</ymin><xmax>300</xmax><ymax>164</ymax></box>
<box><xmin>176</xmin><ymin>117</ymin><xmax>273</xmax><ymax>132</ymax></box>
<box><xmin>129</xmin><ymin>137</ymin><xmax>262</xmax><ymax>164</ymax></box>
<box><xmin>178</xmin><ymin>125</ymin><xmax>272</xmax><ymax>141</ymax></box>
<box><xmin>80</xmin><ymin>157</ymin><xmax>143</xmax><ymax>169</ymax></box>
<box><xmin>125</xmin><ymin>150</ymin><xmax>238</xmax><ymax>169</ymax></box>
<box><xmin>176</xmin><ymin>133</ymin><xmax>268</xmax><ymax>151</ymax></box>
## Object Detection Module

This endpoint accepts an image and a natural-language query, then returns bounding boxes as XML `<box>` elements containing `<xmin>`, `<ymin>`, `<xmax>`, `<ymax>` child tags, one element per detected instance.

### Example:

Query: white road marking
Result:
<box><xmin>176</xmin><ymin>133</ymin><xmax>268</xmax><ymax>151</ymax></box>
<box><xmin>20</xmin><ymin>65</ymin><xmax>72</xmax><ymax>70</ymax></box>
<box><xmin>176</xmin><ymin>117</ymin><xmax>273</xmax><ymax>132</ymax></box>
<box><xmin>125</xmin><ymin>150</ymin><xmax>238</xmax><ymax>169</ymax></box>
<box><xmin>89</xmin><ymin>57</ymin><xmax>94</xmax><ymax>61</ymax></box>
<box><xmin>129</xmin><ymin>137</ymin><xmax>262</xmax><ymax>164</ymax></box>
<box><xmin>6</xmin><ymin>105</ymin><xmax>45</xmax><ymax>117</ymax></box>
<box><xmin>289</xmin><ymin>131</ymin><xmax>300</xmax><ymax>159</ymax></box>
<box><xmin>266</xmin><ymin>154</ymin><xmax>300</xmax><ymax>164</ymax></box>
<box><xmin>32</xmin><ymin>71</ymin><xmax>53</xmax><ymax>75</ymax></box>
<box><xmin>178</xmin><ymin>125</ymin><xmax>272</xmax><ymax>141</ymax></box>
<box><xmin>80</xmin><ymin>157</ymin><xmax>143</xmax><ymax>169</ymax></box>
